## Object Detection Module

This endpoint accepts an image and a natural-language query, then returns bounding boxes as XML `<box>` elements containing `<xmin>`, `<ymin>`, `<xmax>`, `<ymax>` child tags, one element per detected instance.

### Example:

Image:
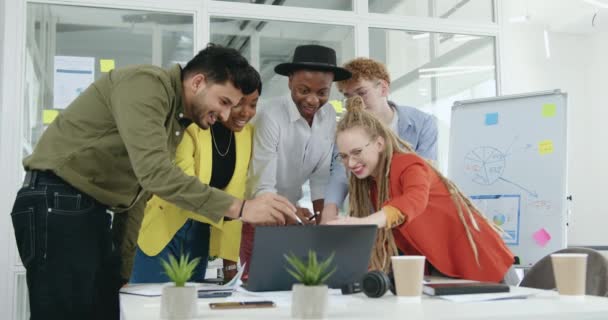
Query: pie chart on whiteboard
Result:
<box><xmin>464</xmin><ymin>146</ymin><xmax>506</xmax><ymax>186</ymax></box>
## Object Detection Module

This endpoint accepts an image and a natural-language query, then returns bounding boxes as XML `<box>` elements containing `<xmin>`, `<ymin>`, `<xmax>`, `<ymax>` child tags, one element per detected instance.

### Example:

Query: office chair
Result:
<box><xmin>519</xmin><ymin>247</ymin><xmax>608</xmax><ymax>296</ymax></box>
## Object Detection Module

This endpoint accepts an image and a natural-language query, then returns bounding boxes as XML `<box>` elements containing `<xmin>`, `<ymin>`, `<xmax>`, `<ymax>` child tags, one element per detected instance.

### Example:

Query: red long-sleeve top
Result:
<box><xmin>371</xmin><ymin>153</ymin><xmax>514</xmax><ymax>282</ymax></box>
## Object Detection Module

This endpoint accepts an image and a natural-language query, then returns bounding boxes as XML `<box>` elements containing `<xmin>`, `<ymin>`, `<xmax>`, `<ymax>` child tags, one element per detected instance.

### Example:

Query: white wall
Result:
<box><xmin>0</xmin><ymin>0</ymin><xmax>12</xmax><ymax>316</ymax></box>
<box><xmin>0</xmin><ymin>0</ymin><xmax>4</xmax><ymax>124</ymax></box>
<box><xmin>1</xmin><ymin>0</ymin><xmax>22</xmax><ymax>318</ymax></box>
<box><xmin>573</xmin><ymin>32</ymin><xmax>608</xmax><ymax>245</ymax></box>
<box><xmin>500</xmin><ymin>13</ymin><xmax>608</xmax><ymax>245</ymax></box>
<box><xmin>0</xmin><ymin>0</ymin><xmax>6</xmax><ymax>314</ymax></box>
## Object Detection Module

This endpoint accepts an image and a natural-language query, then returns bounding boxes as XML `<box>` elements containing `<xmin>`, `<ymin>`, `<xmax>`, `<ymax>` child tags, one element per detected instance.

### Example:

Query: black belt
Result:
<box><xmin>23</xmin><ymin>170</ymin><xmax>66</xmax><ymax>188</ymax></box>
<box><xmin>23</xmin><ymin>170</ymin><xmax>116</xmax><ymax>224</ymax></box>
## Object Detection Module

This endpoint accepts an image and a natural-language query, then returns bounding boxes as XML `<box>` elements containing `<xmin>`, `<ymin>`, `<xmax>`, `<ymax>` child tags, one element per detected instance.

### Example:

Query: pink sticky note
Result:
<box><xmin>532</xmin><ymin>228</ymin><xmax>551</xmax><ymax>247</ymax></box>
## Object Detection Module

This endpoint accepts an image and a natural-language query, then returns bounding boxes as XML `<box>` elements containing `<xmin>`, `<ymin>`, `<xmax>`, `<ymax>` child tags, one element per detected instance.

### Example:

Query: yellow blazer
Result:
<box><xmin>138</xmin><ymin>123</ymin><xmax>252</xmax><ymax>261</ymax></box>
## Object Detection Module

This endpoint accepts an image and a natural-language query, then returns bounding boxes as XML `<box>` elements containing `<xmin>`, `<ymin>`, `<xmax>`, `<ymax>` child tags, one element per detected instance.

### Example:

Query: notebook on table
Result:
<box><xmin>423</xmin><ymin>282</ymin><xmax>510</xmax><ymax>296</ymax></box>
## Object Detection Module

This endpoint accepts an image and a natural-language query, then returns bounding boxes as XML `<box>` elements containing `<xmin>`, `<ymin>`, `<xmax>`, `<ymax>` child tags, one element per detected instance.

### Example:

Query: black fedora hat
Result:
<box><xmin>274</xmin><ymin>44</ymin><xmax>352</xmax><ymax>81</ymax></box>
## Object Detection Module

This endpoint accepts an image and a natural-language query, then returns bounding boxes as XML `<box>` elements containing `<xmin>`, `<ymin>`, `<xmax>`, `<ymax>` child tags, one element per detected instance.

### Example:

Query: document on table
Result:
<box><xmin>120</xmin><ymin>263</ymin><xmax>246</xmax><ymax>297</ymax></box>
<box><xmin>236</xmin><ymin>286</ymin><xmax>343</xmax><ymax>306</ymax></box>
<box><xmin>423</xmin><ymin>276</ymin><xmax>479</xmax><ymax>284</ymax></box>
<box><xmin>433</xmin><ymin>287</ymin><xmax>541</xmax><ymax>303</ymax></box>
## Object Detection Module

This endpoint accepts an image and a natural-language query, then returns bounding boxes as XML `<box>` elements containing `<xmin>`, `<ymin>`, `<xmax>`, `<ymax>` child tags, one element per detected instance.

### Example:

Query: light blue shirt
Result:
<box><xmin>248</xmin><ymin>95</ymin><xmax>336</xmax><ymax>205</ymax></box>
<box><xmin>324</xmin><ymin>102</ymin><xmax>438</xmax><ymax>208</ymax></box>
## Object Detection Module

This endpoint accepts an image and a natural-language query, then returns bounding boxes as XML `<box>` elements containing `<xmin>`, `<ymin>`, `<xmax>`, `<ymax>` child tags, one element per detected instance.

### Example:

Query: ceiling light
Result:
<box><xmin>583</xmin><ymin>0</ymin><xmax>608</xmax><ymax>9</ymax></box>
<box><xmin>412</xmin><ymin>33</ymin><xmax>430</xmax><ymax>40</ymax></box>
<box><xmin>508</xmin><ymin>15</ymin><xmax>530</xmax><ymax>23</ymax></box>
<box><xmin>453</xmin><ymin>35</ymin><xmax>481</xmax><ymax>42</ymax></box>
<box><xmin>418</xmin><ymin>67</ymin><xmax>495</xmax><ymax>78</ymax></box>
<box><xmin>419</xmin><ymin>66</ymin><xmax>495</xmax><ymax>73</ymax></box>
<box><xmin>544</xmin><ymin>29</ymin><xmax>551</xmax><ymax>59</ymax></box>
<box><xmin>419</xmin><ymin>70</ymin><xmax>482</xmax><ymax>78</ymax></box>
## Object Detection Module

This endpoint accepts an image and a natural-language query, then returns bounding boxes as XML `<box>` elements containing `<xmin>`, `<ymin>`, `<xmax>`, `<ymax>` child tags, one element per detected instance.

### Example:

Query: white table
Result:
<box><xmin>121</xmin><ymin>286</ymin><xmax>608</xmax><ymax>320</ymax></box>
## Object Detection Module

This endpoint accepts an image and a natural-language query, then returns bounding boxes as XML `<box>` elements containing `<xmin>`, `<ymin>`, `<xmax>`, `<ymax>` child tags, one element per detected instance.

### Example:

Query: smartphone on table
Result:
<box><xmin>198</xmin><ymin>291</ymin><xmax>232</xmax><ymax>298</ymax></box>
<box><xmin>209</xmin><ymin>301</ymin><xmax>276</xmax><ymax>309</ymax></box>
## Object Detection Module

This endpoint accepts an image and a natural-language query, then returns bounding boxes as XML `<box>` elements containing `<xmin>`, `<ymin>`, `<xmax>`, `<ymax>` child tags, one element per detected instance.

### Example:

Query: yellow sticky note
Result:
<box><xmin>43</xmin><ymin>109</ymin><xmax>59</xmax><ymax>124</ymax></box>
<box><xmin>329</xmin><ymin>100</ymin><xmax>344</xmax><ymax>114</ymax></box>
<box><xmin>100</xmin><ymin>59</ymin><xmax>115</xmax><ymax>73</ymax></box>
<box><xmin>539</xmin><ymin>140</ymin><xmax>554</xmax><ymax>155</ymax></box>
<box><xmin>542</xmin><ymin>104</ymin><xmax>556</xmax><ymax>118</ymax></box>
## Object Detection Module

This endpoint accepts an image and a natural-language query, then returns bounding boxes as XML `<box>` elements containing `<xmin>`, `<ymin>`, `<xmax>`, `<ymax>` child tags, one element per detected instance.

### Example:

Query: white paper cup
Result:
<box><xmin>391</xmin><ymin>256</ymin><xmax>426</xmax><ymax>299</ymax></box>
<box><xmin>551</xmin><ymin>253</ymin><xmax>587</xmax><ymax>296</ymax></box>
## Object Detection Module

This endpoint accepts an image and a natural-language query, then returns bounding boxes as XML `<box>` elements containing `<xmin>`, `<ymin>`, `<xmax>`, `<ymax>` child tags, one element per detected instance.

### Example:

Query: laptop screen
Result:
<box><xmin>246</xmin><ymin>225</ymin><xmax>377</xmax><ymax>292</ymax></box>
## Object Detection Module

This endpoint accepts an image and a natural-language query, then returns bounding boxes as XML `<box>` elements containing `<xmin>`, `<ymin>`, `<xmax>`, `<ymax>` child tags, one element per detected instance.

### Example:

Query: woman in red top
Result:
<box><xmin>328</xmin><ymin>97</ymin><xmax>514</xmax><ymax>283</ymax></box>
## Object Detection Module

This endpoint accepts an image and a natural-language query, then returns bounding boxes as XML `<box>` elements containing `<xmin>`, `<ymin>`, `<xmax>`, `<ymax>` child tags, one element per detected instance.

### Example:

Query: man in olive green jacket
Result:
<box><xmin>10</xmin><ymin>44</ymin><xmax>296</xmax><ymax>320</ymax></box>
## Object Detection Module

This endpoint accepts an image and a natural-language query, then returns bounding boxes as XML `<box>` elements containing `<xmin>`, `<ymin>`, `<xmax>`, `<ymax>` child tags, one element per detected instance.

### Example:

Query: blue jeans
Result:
<box><xmin>11</xmin><ymin>170</ymin><xmax>121</xmax><ymax>320</ymax></box>
<box><xmin>130</xmin><ymin>219</ymin><xmax>210</xmax><ymax>283</ymax></box>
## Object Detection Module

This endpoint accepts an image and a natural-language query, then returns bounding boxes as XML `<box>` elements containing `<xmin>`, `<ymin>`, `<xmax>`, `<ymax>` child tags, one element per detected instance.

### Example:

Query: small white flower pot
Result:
<box><xmin>160</xmin><ymin>285</ymin><xmax>197</xmax><ymax>319</ymax></box>
<box><xmin>291</xmin><ymin>284</ymin><xmax>328</xmax><ymax>319</ymax></box>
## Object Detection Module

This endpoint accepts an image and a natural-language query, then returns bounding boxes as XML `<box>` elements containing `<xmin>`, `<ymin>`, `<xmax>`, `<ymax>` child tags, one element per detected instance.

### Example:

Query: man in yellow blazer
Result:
<box><xmin>131</xmin><ymin>80</ymin><xmax>261</xmax><ymax>283</ymax></box>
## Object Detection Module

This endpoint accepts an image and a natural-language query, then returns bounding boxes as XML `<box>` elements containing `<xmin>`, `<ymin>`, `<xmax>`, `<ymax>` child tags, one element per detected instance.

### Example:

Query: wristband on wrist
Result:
<box><xmin>223</xmin><ymin>264</ymin><xmax>238</xmax><ymax>272</ymax></box>
<box><xmin>238</xmin><ymin>200</ymin><xmax>247</xmax><ymax>219</ymax></box>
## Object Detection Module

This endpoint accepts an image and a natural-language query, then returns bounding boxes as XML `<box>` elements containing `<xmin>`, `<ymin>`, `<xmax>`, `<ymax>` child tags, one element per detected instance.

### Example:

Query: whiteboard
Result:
<box><xmin>448</xmin><ymin>90</ymin><xmax>568</xmax><ymax>267</ymax></box>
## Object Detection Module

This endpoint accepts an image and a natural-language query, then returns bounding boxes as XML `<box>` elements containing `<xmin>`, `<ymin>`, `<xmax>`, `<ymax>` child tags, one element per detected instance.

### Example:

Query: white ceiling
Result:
<box><xmin>504</xmin><ymin>0</ymin><xmax>608</xmax><ymax>33</ymax></box>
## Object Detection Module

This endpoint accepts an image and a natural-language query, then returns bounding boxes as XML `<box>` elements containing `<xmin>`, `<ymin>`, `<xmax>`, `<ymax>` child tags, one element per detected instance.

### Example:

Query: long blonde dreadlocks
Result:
<box><xmin>337</xmin><ymin>96</ymin><xmax>502</xmax><ymax>274</ymax></box>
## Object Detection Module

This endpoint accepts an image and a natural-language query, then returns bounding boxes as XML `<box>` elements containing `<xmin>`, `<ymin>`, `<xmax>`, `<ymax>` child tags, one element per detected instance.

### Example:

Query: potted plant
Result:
<box><xmin>285</xmin><ymin>250</ymin><xmax>336</xmax><ymax>319</ymax></box>
<box><xmin>159</xmin><ymin>253</ymin><xmax>201</xmax><ymax>320</ymax></box>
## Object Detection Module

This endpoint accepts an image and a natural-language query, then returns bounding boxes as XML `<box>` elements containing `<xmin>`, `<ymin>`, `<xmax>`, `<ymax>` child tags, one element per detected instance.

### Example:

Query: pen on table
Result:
<box><xmin>239</xmin><ymin>301</ymin><xmax>274</xmax><ymax>306</ymax></box>
<box><xmin>209</xmin><ymin>300</ymin><xmax>276</xmax><ymax>309</ymax></box>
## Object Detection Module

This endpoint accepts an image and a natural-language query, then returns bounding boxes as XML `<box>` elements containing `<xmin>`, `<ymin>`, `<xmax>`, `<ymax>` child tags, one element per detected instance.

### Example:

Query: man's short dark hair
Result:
<box><xmin>182</xmin><ymin>43</ymin><xmax>259</xmax><ymax>95</ymax></box>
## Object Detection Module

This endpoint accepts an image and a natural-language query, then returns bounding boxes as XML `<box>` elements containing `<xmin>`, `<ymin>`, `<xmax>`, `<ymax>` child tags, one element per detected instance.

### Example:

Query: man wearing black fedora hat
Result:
<box><xmin>240</xmin><ymin>44</ymin><xmax>351</xmax><ymax>262</ymax></box>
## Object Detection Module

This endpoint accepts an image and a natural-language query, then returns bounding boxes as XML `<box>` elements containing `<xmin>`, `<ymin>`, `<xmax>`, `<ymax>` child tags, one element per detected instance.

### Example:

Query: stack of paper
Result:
<box><xmin>120</xmin><ymin>262</ymin><xmax>246</xmax><ymax>297</ymax></box>
<box><xmin>434</xmin><ymin>287</ymin><xmax>540</xmax><ymax>303</ymax></box>
<box><xmin>421</xmin><ymin>276</ymin><xmax>541</xmax><ymax>303</ymax></box>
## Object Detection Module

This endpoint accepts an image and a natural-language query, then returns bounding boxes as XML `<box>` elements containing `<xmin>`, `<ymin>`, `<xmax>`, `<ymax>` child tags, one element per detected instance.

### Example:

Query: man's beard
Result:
<box><xmin>191</xmin><ymin>100</ymin><xmax>212</xmax><ymax>130</ymax></box>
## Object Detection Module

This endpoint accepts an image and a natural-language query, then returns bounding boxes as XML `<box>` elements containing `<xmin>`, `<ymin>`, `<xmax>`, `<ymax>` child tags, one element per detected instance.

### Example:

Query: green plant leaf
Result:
<box><xmin>319</xmin><ymin>266</ymin><xmax>337</xmax><ymax>284</ymax></box>
<box><xmin>159</xmin><ymin>253</ymin><xmax>200</xmax><ymax>287</ymax></box>
<box><xmin>283</xmin><ymin>250</ymin><xmax>337</xmax><ymax>286</ymax></box>
<box><xmin>286</xmin><ymin>268</ymin><xmax>304</xmax><ymax>283</ymax></box>
<box><xmin>286</xmin><ymin>253</ymin><xmax>307</xmax><ymax>273</ymax></box>
<box><xmin>318</xmin><ymin>252</ymin><xmax>335</xmax><ymax>273</ymax></box>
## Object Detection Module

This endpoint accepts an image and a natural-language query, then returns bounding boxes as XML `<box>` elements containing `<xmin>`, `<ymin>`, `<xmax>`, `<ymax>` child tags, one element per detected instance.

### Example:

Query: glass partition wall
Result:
<box><xmin>369</xmin><ymin>28</ymin><xmax>496</xmax><ymax>171</ymax></box>
<box><xmin>23</xmin><ymin>4</ymin><xmax>194</xmax><ymax>154</ymax></box>
<box><xmin>9</xmin><ymin>2</ymin><xmax>197</xmax><ymax>319</ymax></box>
<box><xmin>210</xmin><ymin>17</ymin><xmax>354</xmax><ymax>104</ymax></box>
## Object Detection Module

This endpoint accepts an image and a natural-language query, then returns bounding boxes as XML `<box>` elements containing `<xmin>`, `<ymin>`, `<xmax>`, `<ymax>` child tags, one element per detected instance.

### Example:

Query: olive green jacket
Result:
<box><xmin>24</xmin><ymin>64</ymin><xmax>235</xmax><ymax>278</ymax></box>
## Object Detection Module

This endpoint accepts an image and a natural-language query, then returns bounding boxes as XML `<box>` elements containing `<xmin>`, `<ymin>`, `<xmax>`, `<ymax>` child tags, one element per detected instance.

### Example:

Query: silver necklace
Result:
<box><xmin>210</xmin><ymin>126</ymin><xmax>233</xmax><ymax>157</ymax></box>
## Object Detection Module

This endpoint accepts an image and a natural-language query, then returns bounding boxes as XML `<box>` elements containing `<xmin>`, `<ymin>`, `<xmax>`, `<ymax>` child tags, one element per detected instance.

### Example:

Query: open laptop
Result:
<box><xmin>245</xmin><ymin>225</ymin><xmax>377</xmax><ymax>292</ymax></box>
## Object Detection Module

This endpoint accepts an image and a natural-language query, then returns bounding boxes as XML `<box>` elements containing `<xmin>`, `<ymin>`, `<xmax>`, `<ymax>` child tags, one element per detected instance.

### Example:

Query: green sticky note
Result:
<box><xmin>542</xmin><ymin>104</ymin><xmax>556</xmax><ymax>118</ymax></box>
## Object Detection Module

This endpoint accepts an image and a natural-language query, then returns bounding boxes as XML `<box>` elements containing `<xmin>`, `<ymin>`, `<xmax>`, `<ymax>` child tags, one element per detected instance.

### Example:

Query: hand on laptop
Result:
<box><xmin>326</xmin><ymin>215</ymin><xmax>382</xmax><ymax>228</ymax></box>
<box><xmin>327</xmin><ymin>210</ymin><xmax>388</xmax><ymax>228</ymax></box>
<box><xmin>320</xmin><ymin>204</ymin><xmax>339</xmax><ymax>224</ymax></box>
<box><xmin>292</xmin><ymin>207</ymin><xmax>314</xmax><ymax>225</ymax></box>
<box><xmin>241</xmin><ymin>193</ymin><xmax>297</xmax><ymax>225</ymax></box>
